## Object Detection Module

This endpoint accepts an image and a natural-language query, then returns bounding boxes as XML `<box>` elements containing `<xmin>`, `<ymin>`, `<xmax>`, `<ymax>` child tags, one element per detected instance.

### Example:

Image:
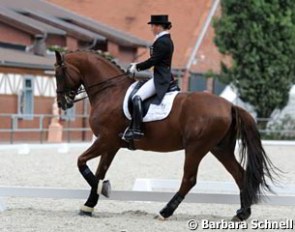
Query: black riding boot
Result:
<box><xmin>124</xmin><ymin>96</ymin><xmax>144</xmax><ymax>140</ymax></box>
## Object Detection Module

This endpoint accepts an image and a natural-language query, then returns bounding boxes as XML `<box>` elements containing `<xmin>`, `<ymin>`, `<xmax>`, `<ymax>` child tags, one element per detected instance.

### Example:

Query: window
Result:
<box><xmin>18</xmin><ymin>77</ymin><xmax>34</xmax><ymax>119</ymax></box>
<box><xmin>189</xmin><ymin>73</ymin><xmax>207</xmax><ymax>92</ymax></box>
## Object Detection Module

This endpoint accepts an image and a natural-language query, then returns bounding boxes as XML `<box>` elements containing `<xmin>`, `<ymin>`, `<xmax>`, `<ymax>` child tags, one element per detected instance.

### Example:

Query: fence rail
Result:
<box><xmin>1</xmin><ymin>114</ymin><xmax>295</xmax><ymax>143</ymax></box>
<box><xmin>0</xmin><ymin>113</ymin><xmax>92</xmax><ymax>144</ymax></box>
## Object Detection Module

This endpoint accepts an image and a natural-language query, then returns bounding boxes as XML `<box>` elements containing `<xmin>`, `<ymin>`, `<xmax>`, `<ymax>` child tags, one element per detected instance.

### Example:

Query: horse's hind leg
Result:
<box><xmin>211</xmin><ymin>148</ymin><xmax>251</xmax><ymax>221</ymax></box>
<box><xmin>158</xmin><ymin>144</ymin><xmax>207</xmax><ymax>219</ymax></box>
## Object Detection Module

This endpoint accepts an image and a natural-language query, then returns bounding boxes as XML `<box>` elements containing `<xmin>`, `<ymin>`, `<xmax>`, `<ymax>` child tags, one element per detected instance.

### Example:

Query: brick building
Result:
<box><xmin>0</xmin><ymin>0</ymin><xmax>149</xmax><ymax>143</ymax></box>
<box><xmin>47</xmin><ymin>0</ymin><xmax>229</xmax><ymax>92</ymax></box>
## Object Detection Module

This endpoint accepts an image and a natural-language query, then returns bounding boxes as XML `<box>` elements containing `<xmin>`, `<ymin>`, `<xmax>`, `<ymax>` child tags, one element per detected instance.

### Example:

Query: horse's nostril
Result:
<box><xmin>57</xmin><ymin>102</ymin><xmax>62</xmax><ymax>108</ymax></box>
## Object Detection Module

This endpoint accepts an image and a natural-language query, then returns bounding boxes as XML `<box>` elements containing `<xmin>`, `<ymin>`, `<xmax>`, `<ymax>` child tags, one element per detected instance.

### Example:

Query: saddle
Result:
<box><xmin>123</xmin><ymin>80</ymin><xmax>180</xmax><ymax>122</ymax></box>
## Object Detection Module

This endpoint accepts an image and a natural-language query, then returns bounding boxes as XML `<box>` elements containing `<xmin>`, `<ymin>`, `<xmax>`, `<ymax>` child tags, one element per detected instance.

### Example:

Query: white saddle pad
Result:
<box><xmin>123</xmin><ymin>81</ymin><xmax>179</xmax><ymax>122</ymax></box>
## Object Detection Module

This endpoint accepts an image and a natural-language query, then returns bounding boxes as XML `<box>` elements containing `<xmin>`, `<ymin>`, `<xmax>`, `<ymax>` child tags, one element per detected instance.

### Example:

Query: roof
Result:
<box><xmin>0</xmin><ymin>47</ymin><xmax>55</xmax><ymax>70</ymax></box>
<box><xmin>0</xmin><ymin>0</ymin><xmax>149</xmax><ymax>48</ymax></box>
<box><xmin>21</xmin><ymin>9</ymin><xmax>105</xmax><ymax>43</ymax></box>
<box><xmin>0</xmin><ymin>6</ymin><xmax>65</xmax><ymax>36</ymax></box>
<box><xmin>68</xmin><ymin>18</ymin><xmax>150</xmax><ymax>48</ymax></box>
<box><xmin>46</xmin><ymin>0</ymin><xmax>225</xmax><ymax>72</ymax></box>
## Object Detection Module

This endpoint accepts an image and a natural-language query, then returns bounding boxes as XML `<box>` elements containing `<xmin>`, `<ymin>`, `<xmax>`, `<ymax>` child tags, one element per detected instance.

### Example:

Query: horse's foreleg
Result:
<box><xmin>93</xmin><ymin>149</ymin><xmax>118</xmax><ymax>198</ymax></box>
<box><xmin>80</xmin><ymin>150</ymin><xmax>118</xmax><ymax>215</ymax></box>
<box><xmin>158</xmin><ymin>145</ymin><xmax>207</xmax><ymax>219</ymax></box>
<box><xmin>77</xmin><ymin>139</ymin><xmax>117</xmax><ymax>216</ymax></box>
<box><xmin>95</xmin><ymin>149</ymin><xmax>118</xmax><ymax>180</ymax></box>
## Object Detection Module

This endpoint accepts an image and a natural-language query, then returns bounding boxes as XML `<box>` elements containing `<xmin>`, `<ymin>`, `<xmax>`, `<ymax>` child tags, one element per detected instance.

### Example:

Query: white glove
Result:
<box><xmin>128</xmin><ymin>63</ymin><xmax>137</xmax><ymax>74</ymax></box>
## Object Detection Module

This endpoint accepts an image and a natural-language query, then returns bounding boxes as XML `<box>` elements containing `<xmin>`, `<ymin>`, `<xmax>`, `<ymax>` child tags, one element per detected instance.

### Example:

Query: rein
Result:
<box><xmin>73</xmin><ymin>73</ymin><xmax>127</xmax><ymax>103</ymax></box>
<box><xmin>86</xmin><ymin>73</ymin><xmax>126</xmax><ymax>91</ymax></box>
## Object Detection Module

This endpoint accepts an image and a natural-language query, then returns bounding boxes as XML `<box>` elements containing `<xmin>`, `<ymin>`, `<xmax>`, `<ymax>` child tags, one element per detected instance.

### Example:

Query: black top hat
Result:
<box><xmin>148</xmin><ymin>15</ymin><xmax>171</xmax><ymax>25</ymax></box>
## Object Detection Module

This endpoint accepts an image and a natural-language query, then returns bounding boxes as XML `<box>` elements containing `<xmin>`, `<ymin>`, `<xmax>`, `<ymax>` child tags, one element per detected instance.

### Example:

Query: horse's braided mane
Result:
<box><xmin>65</xmin><ymin>49</ymin><xmax>126</xmax><ymax>73</ymax></box>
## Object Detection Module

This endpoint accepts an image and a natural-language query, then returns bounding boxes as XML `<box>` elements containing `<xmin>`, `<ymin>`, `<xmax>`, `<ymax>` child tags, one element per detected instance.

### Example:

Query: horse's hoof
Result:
<box><xmin>79</xmin><ymin>210</ymin><xmax>93</xmax><ymax>217</ymax></box>
<box><xmin>234</xmin><ymin>208</ymin><xmax>251</xmax><ymax>221</ymax></box>
<box><xmin>154</xmin><ymin>214</ymin><xmax>167</xmax><ymax>221</ymax></box>
<box><xmin>231</xmin><ymin>215</ymin><xmax>242</xmax><ymax>222</ymax></box>
<box><xmin>159</xmin><ymin>206</ymin><xmax>174</xmax><ymax>219</ymax></box>
<box><xmin>79</xmin><ymin>205</ymin><xmax>94</xmax><ymax>216</ymax></box>
<box><xmin>98</xmin><ymin>180</ymin><xmax>111</xmax><ymax>198</ymax></box>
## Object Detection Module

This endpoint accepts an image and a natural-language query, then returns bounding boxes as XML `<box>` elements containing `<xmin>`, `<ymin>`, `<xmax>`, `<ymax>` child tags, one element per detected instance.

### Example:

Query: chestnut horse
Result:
<box><xmin>54</xmin><ymin>50</ymin><xmax>276</xmax><ymax>221</ymax></box>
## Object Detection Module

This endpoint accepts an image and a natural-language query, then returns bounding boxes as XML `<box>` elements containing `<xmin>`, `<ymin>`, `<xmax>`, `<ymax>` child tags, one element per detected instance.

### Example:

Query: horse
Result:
<box><xmin>54</xmin><ymin>50</ymin><xmax>277</xmax><ymax>221</ymax></box>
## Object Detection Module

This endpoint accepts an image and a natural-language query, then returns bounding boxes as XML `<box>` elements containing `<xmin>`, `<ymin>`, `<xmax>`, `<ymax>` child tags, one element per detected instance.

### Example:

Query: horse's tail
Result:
<box><xmin>233</xmin><ymin>106</ymin><xmax>278</xmax><ymax>207</ymax></box>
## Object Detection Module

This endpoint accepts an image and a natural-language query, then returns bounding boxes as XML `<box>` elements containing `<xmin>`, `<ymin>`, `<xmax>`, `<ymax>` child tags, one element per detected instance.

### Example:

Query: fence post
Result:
<box><xmin>0</xmin><ymin>198</ymin><xmax>6</xmax><ymax>212</ymax></box>
<box><xmin>48</xmin><ymin>101</ymin><xmax>63</xmax><ymax>143</ymax></box>
<box><xmin>66</xmin><ymin>120</ymin><xmax>70</xmax><ymax>143</ymax></box>
<box><xmin>40</xmin><ymin>115</ymin><xmax>44</xmax><ymax>144</ymax></box>
<box><xmin>10</xmin><ymin>115</ymin><xmax>16</xmax><ymax>144</ymax></box>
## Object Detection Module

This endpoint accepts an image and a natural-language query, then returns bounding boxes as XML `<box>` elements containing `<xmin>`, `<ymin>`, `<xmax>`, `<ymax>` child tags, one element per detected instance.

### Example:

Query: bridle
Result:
<box><xmin>55</xmin><ymin>61</ymin><xmax>127</xmax><ymax>103</ymax></box>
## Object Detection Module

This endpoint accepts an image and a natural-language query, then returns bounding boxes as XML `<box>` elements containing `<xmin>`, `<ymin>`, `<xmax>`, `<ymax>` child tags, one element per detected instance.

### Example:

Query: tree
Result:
<box><xmin>213</xmin><ymin>0</ymin><xmax>295</xmax><ymax>118</ymax></box>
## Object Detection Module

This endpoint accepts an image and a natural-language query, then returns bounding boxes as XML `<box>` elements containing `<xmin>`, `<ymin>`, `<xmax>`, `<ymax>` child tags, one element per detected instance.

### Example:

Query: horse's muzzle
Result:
<box><xmin>57</xmin><ymin>101</ymin><xmax>62</xmax><ymax>109</ymax></box>
<box><xmin>57</xmin><ymin>93</ymin><xmax>75</xmax><ymax>110</ymax></box>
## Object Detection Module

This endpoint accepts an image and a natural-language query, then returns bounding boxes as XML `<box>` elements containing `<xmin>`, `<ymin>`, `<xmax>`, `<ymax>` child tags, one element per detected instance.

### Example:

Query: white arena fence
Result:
<box><xmin>0</xmin><ymin>140</ymin><xmax>295</xmax><ymax>155</ymax></box>
<box><xmin>1</xmin><ymin>179</ymin><xmax>295</xmax><ymax>212</ymax></box>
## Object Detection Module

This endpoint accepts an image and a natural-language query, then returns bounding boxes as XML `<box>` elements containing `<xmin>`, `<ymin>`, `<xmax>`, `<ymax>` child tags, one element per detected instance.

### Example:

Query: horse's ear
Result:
<box><xmin>55</xmin><ymin>50</ymin><xmax>63</xmax><ymax>65</ymax></box>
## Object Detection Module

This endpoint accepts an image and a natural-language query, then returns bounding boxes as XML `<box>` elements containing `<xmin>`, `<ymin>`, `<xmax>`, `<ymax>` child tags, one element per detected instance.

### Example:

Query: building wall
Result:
<box><xmin>107</xmin><ymin>41</ymin><xmax>119</xmax><ymax>58</ymax></box>
<box><xmin>46</xmin><ymin>0</ymin><xmax>227</xmax><ymax>93</ymax></box>
<box><xmin>118</xmin><ymin>46</ymin><xmax>137</xmax><ymax>63</ymax></box>
<box><xmin>46</xmin><ymin>35</ymin><xmax>66</xmax><ymax>48</ymax></box>
<box><xmin>66</xmin><ymin>36</ymin><xmax>79</xmax><ymax>51</ymax></box>
<box><xmin>0</xmin><ymin>22</ymin><xmax>32</xmax><ymax>46</ymax></box>
<box><xmin>0</xmin><ymin>94</ymin><xmax>50</xmax><ymax>142</ymax></box>
<box><xmin>47</xmin><ymin>0</ymin><xmax>218</xmax><ymax>70</ymax></box>
<box><xmin>0</xmin><ymin>94</ymin><xmax>92</xmax><ymax>143</ymax></box>
<box><xmin>0</xmin><ymin>67</ymin><xmax>47</xmax><ymax>76</ymax></box>
<box><xmin>59</xmin><ymin>100</ymin><xmax>92</xmax><ymax>142</ymax></box>
<box><xmin>0</xmin><ymin>70</ymin><xmax>92</xmax><ymax>143</ymax></box>
<box><xmin>0</xmin><ymin>2</ymin><xmax>145</xmax><ymax>143</ymax></box>
<box><xmin>190</xmin><ymin>25</ymin><xmax>229</xmax><ymax>73</ymax></box>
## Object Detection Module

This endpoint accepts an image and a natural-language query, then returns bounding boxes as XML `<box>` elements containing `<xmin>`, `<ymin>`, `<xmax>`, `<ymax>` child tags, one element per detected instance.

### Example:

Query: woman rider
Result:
<box><xmin>124</xmin><ymin>14</ymin><xmax>175</xmax><ymax>140</ymax></box>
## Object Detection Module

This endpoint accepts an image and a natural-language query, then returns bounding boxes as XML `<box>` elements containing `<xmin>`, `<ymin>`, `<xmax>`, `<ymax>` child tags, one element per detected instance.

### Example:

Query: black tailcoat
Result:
<box><xmin>136</xmin><ymin>34</ymin><xmax>174</xmax><ymax>105</ymax></box>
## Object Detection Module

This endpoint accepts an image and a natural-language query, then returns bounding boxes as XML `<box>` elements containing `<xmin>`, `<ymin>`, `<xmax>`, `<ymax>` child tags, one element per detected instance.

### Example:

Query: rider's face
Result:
<box><xmin>151</xmin><ymin>24</ymin><xmax>164</xmax><ymax>36</ymax></box>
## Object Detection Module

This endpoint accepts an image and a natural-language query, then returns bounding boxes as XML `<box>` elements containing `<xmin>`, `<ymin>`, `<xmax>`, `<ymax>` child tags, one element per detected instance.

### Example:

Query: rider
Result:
<box><xmin>124</xmin><ymin>14</ymin><xmax>175</xmax><ymax>140</ymax></box>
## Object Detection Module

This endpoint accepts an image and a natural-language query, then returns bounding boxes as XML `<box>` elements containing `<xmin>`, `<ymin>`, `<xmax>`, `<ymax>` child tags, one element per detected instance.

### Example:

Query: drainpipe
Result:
<box><xmin>33</xmin><ymin>34</ymin><xmax>47</xmax><ymax>56</ymax></box>
<box><xmin>181</xmin><ymin>0</ymin><xmax>220</xmax><ymax>91</ymax></box>
<box><xmin>88</xmin><ymin>38</ymin><xmax>98</xmax><ymax>50</ymax></box>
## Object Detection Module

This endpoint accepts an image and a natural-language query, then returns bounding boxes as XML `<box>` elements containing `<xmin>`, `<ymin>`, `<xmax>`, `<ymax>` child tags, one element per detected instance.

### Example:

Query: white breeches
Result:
<box><xmin>133</xmin><ymin>78</ymin><xmax>156</xmax><ymax>101</ymax></box>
